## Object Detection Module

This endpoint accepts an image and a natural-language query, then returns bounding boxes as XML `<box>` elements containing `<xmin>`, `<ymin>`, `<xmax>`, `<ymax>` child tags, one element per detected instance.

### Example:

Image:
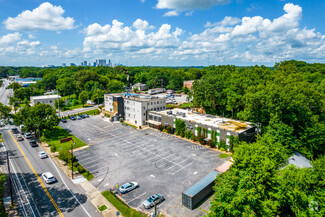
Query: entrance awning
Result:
<box><xmin>147</xmin><ymin>120</ymin><xmax>161</xmax><ymax>125</ymax></box>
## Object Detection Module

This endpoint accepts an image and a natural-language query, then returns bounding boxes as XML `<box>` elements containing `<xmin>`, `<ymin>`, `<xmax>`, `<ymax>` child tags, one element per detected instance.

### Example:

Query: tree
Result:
<box><xmin>14</xmin><ymin>103</ymin><xmax>59</xmax><ymax>136</ymax></box>
<box><xmin>78</xmin><ymin>91</ymin><xmax>88</xmax><ymax>107</ymax></box>
<box><xmin>107</xmin><ymin>79</ymin><xmax>125</xmax><ymax>93</ymax></box>
<box><xmin>7</xmin><ymin>82</ymin><xmax>21</xmax><ymax>90</ymax></box>
<box><xmin>175</xmin><ymin>118</ymin><xmax>186</xmax><ymax>136</ymax></box>
<box><xmin>0</xmin><ymin>103</ymin><xmax>12</xmax><ymax>126</ymax></box>
<box><xmin>9</xmin><ymin>96</ymin><xmax>20</xmax><ymax>113</ymax></box>
<box><xmin>91</xmin><ymin>89</ymin><xmax>106</xmax><ymax>104</ymax></box>
<box><xmin>56</xmin><ymin>77</ymin><xmax>76</xmax><ymax>97</ymax></box>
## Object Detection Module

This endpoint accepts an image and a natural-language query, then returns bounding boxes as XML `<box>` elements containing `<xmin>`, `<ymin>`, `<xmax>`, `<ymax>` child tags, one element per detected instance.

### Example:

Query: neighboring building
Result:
<box><xmin>166</xmin><ymin>90</ymin><xmax>174</xmax><ymax>94</ymax></box>
<box><xmin>132</xmin><ymin>82</ymin><xmax>147</xmax><ymax>91</ymax></box>
<box><xmin>183</xmin><ymin>80</ymin><xmax>194</xmax><ymax>89</ymax></box>
<box><xmin>104</xmin><ymin>93</ymin><xmax>166</xmax><ymax>126</ymax></box>
<box><xmin>30</xmin><ymin>95</ymin><xmax>61</xmax><ymax>107</ymax></box>
<box><xmin>148</xmin><ymin>108</ymin><xmax>255</xmax><ymax>150</ymax></box>
<box><xmin>148</xmin><ymin>88</ymin><xmax>166</xmax><ymax>95</ymax></box>
<box><xmin>98</xmin><ymin>59</ymin><xmax>106</xmax><ymax>66</ymax></box>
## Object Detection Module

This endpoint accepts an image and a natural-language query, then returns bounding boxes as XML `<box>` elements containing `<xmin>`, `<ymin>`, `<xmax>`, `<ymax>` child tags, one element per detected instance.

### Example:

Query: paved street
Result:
<box><xmin>59</xmin><ymin>106</ymin><xmax>97</xmax><ymax>117</ymax></box>
<box><xmin>60</xmin><ymin>116</ymin><xmax>227</xmax><ymax>217</ymax></box>
<box><xmin>0</xmin><ymin>130</ymin><xmax>102</xmax><ymax>217</ymax></box>
<box><xmin>0</xmin><ymin>79</ymin><xmax>12</xmax><ymax>105</ymax></box>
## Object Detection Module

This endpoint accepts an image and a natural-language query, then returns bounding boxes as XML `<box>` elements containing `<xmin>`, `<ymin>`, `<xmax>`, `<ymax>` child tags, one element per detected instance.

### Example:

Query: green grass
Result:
<box><xmin>122</xmin><ymin>122</ymin><xmax>137</xmax><ymax>129</ymax></box>
<box><xmin>0</xmin><ymin>133</ymin><xmax>3</xmax><ymax>142</ymax></box>
<box><xmin>42</xmin><ymin>126</ymin><xmax>87</xmax><ymax>152</ymax></box>
<box><xmin>102</xmin><ymin>191</ymin><xmax>148</xmax><ymax>217</ymax></box>
<box><xmin>179</xmin><ymin>102</ymin><xmax>193</xmax><ymax>108</ymax></box>
<box><xmin>82</xmin><ymin>171</ymin><xmax>94</xmax><ymax>181</ymax></box>
<box><xmin>75</xmin><ymin>109</ymin><xmax>100</xmax><ymax>116</ymax></box>
<box><xmin>98</xmin><ymin>205</ymin><xmax>107</xmax><ymax>212</ymax></box>
<box><xmin>166</xmin><ymin>104</ymin><xmax>176</xmax><ymax>109</ymax></box>
<box><xmin>219</xmin><ymin>153</ymin><xmax>230</xmax><ymax>159</ymax></box>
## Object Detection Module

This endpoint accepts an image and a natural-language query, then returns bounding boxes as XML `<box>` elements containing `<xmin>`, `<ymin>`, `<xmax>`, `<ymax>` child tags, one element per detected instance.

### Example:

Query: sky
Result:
<box><xmin>0</xmin><ymin>0</ymin><xmax>324</xmax><ymax>67</ymax></box>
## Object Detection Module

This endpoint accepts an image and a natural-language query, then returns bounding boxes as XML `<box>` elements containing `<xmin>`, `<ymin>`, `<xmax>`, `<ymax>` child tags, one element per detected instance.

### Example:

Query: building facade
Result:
<box><xmin>148</xmin><ymin>108</ymin><xmax>255</xmax><ymax>150</ymax></box>
<box><xmin>183</xmin><ymin>80</ymin><xmax>194</xmax><ymax>89</ymax></box>
<box><xmin>132</xmin><ymin>82</ymin><xmax>147</xmax><ymax>91</ymax></box>
<box><xmin>30</xmin><ymin>95</ymin><xmax>61</xmax><ymax>107</ymax></box>
<box><xmin>104</xmin><ymin>93</ymin><xmax>166</xmax><ymax>126</ymax></box>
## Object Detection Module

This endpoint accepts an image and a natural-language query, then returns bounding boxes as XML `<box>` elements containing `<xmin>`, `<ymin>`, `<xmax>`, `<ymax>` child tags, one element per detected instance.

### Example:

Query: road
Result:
<box><xmin>1</xmin><ymin>130</ymin><xmax>102</xmax><ymax>217</ymax></box>
<box><xmin>0</xmin><ymin>79</ymin><xmax>12</xmax><ymax>105</ymax></box>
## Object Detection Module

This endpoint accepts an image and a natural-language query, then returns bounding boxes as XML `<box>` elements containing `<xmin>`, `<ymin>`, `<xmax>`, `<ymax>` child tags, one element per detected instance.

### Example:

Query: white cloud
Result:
<box><xmin>205</xmin><ymin>16</ymin><xmax>241</xmax><ymax>27</ymax></box>
<box><xmin>132</xmin><ymin>19</ymin><xmax>155</xmax><ymax>30</ymax></box>
<box><xmin>156</xmin><ymin>0</ymin><xmax>230</xmax><ymax>10</ymax></box>
<box><xmin>17</xmin><ymin>40</ymin><xmax>41</xmax><ymax>47</ymax></box>
<box><xmin>3</xmin><ymin>2</ymin><xmax>75</xmax><ymax>31</ymax></box>
<box><xmin>163</xmin><ymin>10</ymin><xmax>179</xmax><ymax>17</ymax></box>
<box><xmin>28</xmin><ymin>34</ymin><xmax>36</xmax><ymax>39</ymax></box>
<box><xmin>185</xmin><ymin>10</ymin><xmax>194</xmax><ymax>16</ymax></box>
<box><xmin>0</xmin><ymin>32</ymin><xmax>21</xmax><ymax>46</ymax></box>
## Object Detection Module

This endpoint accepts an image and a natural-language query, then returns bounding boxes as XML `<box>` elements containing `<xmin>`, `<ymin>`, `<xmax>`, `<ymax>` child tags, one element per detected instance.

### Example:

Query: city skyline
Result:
<box><xmin>0</xmin><ymin>0</ymin><xmax>324</xmax><ymax>66</ymax></box>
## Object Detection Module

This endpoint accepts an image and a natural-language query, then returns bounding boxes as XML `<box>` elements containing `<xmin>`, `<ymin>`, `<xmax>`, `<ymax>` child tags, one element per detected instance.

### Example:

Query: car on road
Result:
<box><xmin>76</xmin><ymin>115</ymin><xmax>81</xmax><ymax>120</ymax></box>
<box><xmin>143</xmin><ymin>194</ymin><xmax>164</xmax><ymax>209</ymax></box>
<box><xmin>11</xmin><ymin>128</ymin><xmax>19</xmax><ymax>134</ymax></box>
<box><xmin>60</xmin><ymin>119</ymin><xmax>67</xmax><ymax>123</ymax></box>
<box><xmin>84</xmin><ymin>114</ymin><xmax>89</xmax><ymax>118</ymax></box>
<box><xmin>119</xmin><ymin>182</ymin><xmax>139</xmax><ymax>193</ymax></box>
<box><xmin>16</xmin><ymin>135</ymin><xmax>23</xmax><ymax>141</ymax></box>
<box><xmin>29</xmin><ymin>140</ymin><xmax>38</xmax><ymax>147</ymax></box>
<box><xmin>38</xmin><ymin>151</ymin><xmax>48</xmax><ymax>159</ymax></box>
<box><xmin>42</xmin><ymin>172</ymin><xmax>56</xmax><ymax>184</ymax></box>
<box><xmin>25</xmin><ymin>132</ymin><xmax>33</xmax><ymax>139</ymax></box>
<box><xmin>70</xmin><ymin>116</ymin><xmax>76</xmax><ymax>120</ymax></box>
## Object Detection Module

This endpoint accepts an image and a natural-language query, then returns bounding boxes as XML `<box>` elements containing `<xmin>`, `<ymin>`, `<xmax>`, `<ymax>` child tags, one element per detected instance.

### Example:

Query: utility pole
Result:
<box><xmin>71</xmin><ymin>143</ymin><xmax>74</xmax><ymax>180</ymax></box>
<box><xmin>7</xmin><ymin>151</ymin><xmax>13</xmax><ymax>206</ymax></box>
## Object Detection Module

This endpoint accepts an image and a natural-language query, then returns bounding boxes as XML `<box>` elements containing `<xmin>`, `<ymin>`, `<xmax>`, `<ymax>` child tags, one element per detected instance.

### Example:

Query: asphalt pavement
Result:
<box><xmin>0</xmin><ymin>79</ymin><xmax>12</xmax><ymax>105</ymax></box>
<box><xmin>1</xmin><ymin>129</ymin><xmax>102</xmax><ymax>217</ymax></box>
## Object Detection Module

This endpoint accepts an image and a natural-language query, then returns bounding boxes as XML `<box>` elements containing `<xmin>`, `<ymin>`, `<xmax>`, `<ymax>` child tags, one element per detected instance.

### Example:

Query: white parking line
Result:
<box><xmin>164</xmin><ymin>158</ymin><xmax>190</xmax><ymax>171</ymax></box>
<box><xmin>82</xmin><ymin>158</ymin><xmax>100</xmax><ymax>166</ymax></box>
<box><xmin>145</xmin><ymin>150</ymin><xmax>171</xmax><ymax>162</ymax></box>
<box><xmin>170</xmin><ymin>161</ymin><xmax>195</xmax><ymax>175</ymax></box>
<box><xmin>126</xmin><ymin>192</ymin><xmax>147</xmax><ymax>204</ymax></box>
<box><xmin>78</xmin><ymin>155</ymin><xmax>94</xmax><ymax>162</ymax></box>
<box><xmin>84</xmin><ymin>162</ymin><xmax>102</xmax><ymax>169</ymax></box>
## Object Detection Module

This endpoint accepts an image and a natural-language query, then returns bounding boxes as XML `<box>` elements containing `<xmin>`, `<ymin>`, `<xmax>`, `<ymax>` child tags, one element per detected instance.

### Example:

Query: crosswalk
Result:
<box><xmin>152</xmin><ymin>131</ymin><xmax>173</xmax><ymax>140</ymax></box>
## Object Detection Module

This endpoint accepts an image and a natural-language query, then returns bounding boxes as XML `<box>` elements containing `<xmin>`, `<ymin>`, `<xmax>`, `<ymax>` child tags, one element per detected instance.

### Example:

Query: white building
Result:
<box><xmin>132</xmin><ymin>82</ymin><xmax>147</xmax><ymax>91</ymax></box>
<box><xmin>30</xmin><ymin>95</ymin><xmax>61</xmax><ymax>107</ymax></box>
<box><xmin>104</xmin><ymin>93</ymin><xmax>166</xmax><ymax>126</ymax></box>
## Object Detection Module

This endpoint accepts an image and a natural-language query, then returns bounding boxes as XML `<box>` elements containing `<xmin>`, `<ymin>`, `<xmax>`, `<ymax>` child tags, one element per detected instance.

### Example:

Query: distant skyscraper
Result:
<box><xmin>62</xmin><ymin>63</ymin><xmax>66</xmax><ymax>67</ymax></box>
<box><xmin>98</xmin><ymin>59</ymin><xmax>106</xmax><ymax>66</ymax></box>
<box><xmin>108</xmin><ymin>59</ymin><xmax>112</xmax><ymax>67</ymax></box>
<box><xmin>81</xmin><ymin>62</ymin><xmax>84</xmax><ymax>66</ymax></box>
<box><xmin>83</xmin><ymin>61</ymin><xmax>87</xmax><ymax>66</ymax></box>
<box><xmin>70</xmin><ymin>63</ymin><xmax>76</xmax><ymax>66</ymax></box>
<box><xmin>93</xmin><ymin>61</ymin><xmax>97</xmax><ymax>67</ymax></box>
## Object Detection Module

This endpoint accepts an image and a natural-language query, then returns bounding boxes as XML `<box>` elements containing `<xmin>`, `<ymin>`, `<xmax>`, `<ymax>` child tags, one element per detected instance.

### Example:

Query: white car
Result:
<box><xmin>38</xmin><ymin>151</ymin><xmax>48</xmax><ymax>159</ymax></box>
<box><xmin>119</xmin><ymin>182</ymin><xmax>139</xmax><ymax>193</ymax></box>
<box><xmin>42</xmin><ymin>172</ymin><xmax>56</xmax><ymax>184</ymax></box>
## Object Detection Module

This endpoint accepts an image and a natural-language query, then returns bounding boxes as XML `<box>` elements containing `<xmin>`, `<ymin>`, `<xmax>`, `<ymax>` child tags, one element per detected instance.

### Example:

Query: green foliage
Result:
<box><xmin>219</xmin><ymin>153</ymin><xmax>229</xmax><ymax>158</ymax></box>
<box><xmin>219</xmin><ymin>147</ymin><xmax>225</xmax><ymax>152</ymax></box>
<box><xmin>7</xmin><ymin>82</ymin><xmax>21</xmax><ymax>90</ymax></box>
<box><xmin>184</xmin><ymin>130</ymin><xmax>193</xmax><ymax>139</ymax></box>
<box><xmin>107</xmin><ymin>79</ymin><xmax>125</xmax><ymax>93</ymax></box>
<box><xmin>50</xmin><ymin>145</ymin><xmax>57</xmax><ymax>153</ymax></box>
<box><xmin>58</xmin><ymin>150</ymin><xmax>74</xmax><ymax>163</ymax></box>
<box><xmin>77</xmin><ymin>165</ymin><xmax>86</xmax><ymax>174</ymax></box>
<box><xmin>102</xmin><ymin>191</ymin><xmax>147</xmax><ymax>217</ymax></box>
<box><xmin>175</xmin><ymin>118</ymin><xmax>186</xmax><ymax>136</ymax></box>
<box><xmin>98</xmin><ymin>205</ymin><xmax>107</xmax><ymax>212</ymax></box>
<box><xmin>219</xmin><ymin>140</ymin><xmax>226</xmax><ymax>150</ymax></box>
<box><xmin>158</xmin><ymin>124</ymin><xmax>164</xmax><ymax>131</ymax></box>
<box><xmin>166</xmin><ymin>125</ymin><xmax>173</xmax><ymax>134</ymax></box>
<box><xmin>0</xmin><ymin>173</ymin><xmax>7</xmax><ymax>217</ymax></box>
<box><xmin>0</xmin><ymin>103</ymin><xmax>12</xmax><ymax>126</ymax></box>
<box><xmin>78</xmin><ymin>91</ymin><xmax>88</xmax><ymax>106</ymax></box>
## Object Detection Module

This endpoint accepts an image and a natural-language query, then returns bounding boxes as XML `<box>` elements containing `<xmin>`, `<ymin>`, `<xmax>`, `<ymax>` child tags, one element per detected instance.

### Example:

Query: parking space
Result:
<box><xmin>60</xmin><ymin>116</ymin><xmax>227</xmax><ymax>216</ymax></box>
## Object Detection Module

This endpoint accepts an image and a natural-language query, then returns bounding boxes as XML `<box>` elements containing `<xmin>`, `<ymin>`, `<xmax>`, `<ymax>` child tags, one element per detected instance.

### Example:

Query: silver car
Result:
<box><xmin>143</xmin><ymin>194</ymin><xmax>164</xmax><ymax>209</ymax></box>
<box><xmin>119</xmin><ymin>182</ymin><xmax>138</xmax><ymax>194</ymax></box>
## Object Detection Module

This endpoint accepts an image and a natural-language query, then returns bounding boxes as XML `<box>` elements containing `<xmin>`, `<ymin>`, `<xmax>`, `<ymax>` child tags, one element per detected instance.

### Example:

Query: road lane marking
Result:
<box><xmin>8</xmin><ymin>131</ymin><xmax>64</xmax><ymax>217</ymax></box>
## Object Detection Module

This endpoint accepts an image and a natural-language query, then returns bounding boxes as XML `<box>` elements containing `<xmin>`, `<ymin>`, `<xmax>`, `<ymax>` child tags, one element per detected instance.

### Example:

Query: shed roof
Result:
<box><xmin>288</xmin><ymin>151</ymin><xmax>313</xmax><ymax>168</ymax></box>
<box><xmin>183</xmin><ymin>171</ymin><xmax>219</xmax><ymax>196</ymax></box>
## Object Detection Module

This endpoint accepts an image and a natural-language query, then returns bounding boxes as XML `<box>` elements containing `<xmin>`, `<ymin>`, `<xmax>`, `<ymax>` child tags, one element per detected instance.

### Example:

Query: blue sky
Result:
<box><xmin>0</xmin><ymin>0</ymin><xmax>324</xmax><ymax>66</ymax></box>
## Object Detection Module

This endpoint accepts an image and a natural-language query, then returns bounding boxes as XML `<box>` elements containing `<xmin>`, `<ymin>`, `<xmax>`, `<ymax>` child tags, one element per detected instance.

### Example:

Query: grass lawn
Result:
<box><xmin>166</xmin><ymin>104</ymin><xmax>176</xmax><ymax>109</ymax></box>
<box><xmin>82</xmin><ymin>171</ymin><xmax>94</xmax><ymax>181</ymax></box>
<box><xmin>219</xmin><ymin>153</ymin><xmax>230</xmax><ymax>159</ymax></box>
<box><xmin>122</xmin><ymin>122</ymin><xmax>137</xmax><ymax>129</ymax></box>
<box><xmin>98</xmin><ymin>205</ymin><xmax>107</xmax><ymax>212</ymax></box>
<box><xmin>102</xmin><ymin>191</ymin><xmax>148</xmax><ymax>217</ymax></box>
<box><xmin>75</xmin><ymin>108</ymin><xmax>100</xmax><ymax>116</ymax></box>
<box><xmin>179</xmin><ymin>102</ymin><xmax>193</xmax><ymax>108</ymax></box>
<box><xmin>42</xmin><ymin>126</ymin><xmax>87</xmax><ymax>152</ymax></box>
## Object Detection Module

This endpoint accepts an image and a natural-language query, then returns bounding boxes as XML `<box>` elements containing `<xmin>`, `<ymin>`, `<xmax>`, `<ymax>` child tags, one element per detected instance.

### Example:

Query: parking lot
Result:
<box><xmin>60</xmin><ymin>116</ymin><xmax>227</xmax><ymax>216</ymax></box>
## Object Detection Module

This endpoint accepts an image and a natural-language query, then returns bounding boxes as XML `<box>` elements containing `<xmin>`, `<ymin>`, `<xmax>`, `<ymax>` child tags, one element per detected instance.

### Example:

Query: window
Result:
<box><xmin>135</xmin><ymin>120</ymin><xmax>137</xmax><ymax>124</ymax></box>
<box><xmin>50</xmin><ymin>101</ymin><xmax>52</xmax><ymax>103</ymax></box>
<box><xmin>157</xmin><ymin>101</ymin><xmax>159</xmax><ymax>104</ymax></box>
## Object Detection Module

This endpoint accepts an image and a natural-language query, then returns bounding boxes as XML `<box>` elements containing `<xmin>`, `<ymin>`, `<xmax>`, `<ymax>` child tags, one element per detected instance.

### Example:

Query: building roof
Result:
<box><xmin>105</xmin><ymin>93</ymin><xmax>164</xmax><ymax>102</ymax></box>
<box><xmin>288</xmin><ymin>151</ymin><xmax>313</xmax><ymax>168</ymax></box>
<box><xmin>183</xmin><ymin>171</ymin><xmax>219</xmax><ymax>196</ymax></box>
<box><xmin>155</xmin><ymin>108</ymin><xmax>253</xmax><ymax>133</ymax></box>
<box><xmin>132</xmin><ymin>82</ymin><xmax>147</xmax><ymax>87</ymax></box>
<box><xmin>30</xmin><ymin>94</ymin><xmax>61</xmax><ymax>100</ymax></box>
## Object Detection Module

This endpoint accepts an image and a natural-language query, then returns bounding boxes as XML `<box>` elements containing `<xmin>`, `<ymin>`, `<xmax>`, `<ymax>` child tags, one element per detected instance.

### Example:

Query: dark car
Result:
<box><xmin>80</xmin><ymin>114</ymin><xmax>86</xmax><ymax>119</ymax></box>
<box><xmin>29</xmin><ymin>140</ymin><xmax>38</xmax><ymax>147</ymax></box>
<box><xmin>84</xmin><ymin>114</ymin><xmax>89</xmax><ymax>118</ymax></box>
<box><xmin>60</xmin><ymin>119</ymin><xmax>67</xmax><ymax>123</ymax></box>
<box><xmin>70</xmin><ymin>116</ymin><xmax>76</xmax><ymax>120</ymax></box>
<box><xmin>11</xmin><ymin>128</ymin><xmax>19</xmax><ymax>134</ymax></box>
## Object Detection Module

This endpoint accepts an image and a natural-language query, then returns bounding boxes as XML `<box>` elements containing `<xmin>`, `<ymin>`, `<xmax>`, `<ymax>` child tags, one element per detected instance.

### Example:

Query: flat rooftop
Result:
<box><xmin>105</xmin><ymin>93</ymin><xmax>163</xmax><ymax>101</ymax></box>
<box><xmin>30</xmin><ymin>94</ymin><xmax>61</xmax><ymax>100</ymax></box>
<box><xmin>155</xmin><ymin>108</ymin><xmax>253</xmax><ymax>133</ymax></box>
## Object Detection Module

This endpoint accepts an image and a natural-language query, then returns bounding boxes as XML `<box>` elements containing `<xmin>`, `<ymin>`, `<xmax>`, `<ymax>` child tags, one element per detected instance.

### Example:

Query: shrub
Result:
<box><xmin>159</xmin><ymin>124</ymin><xmax>164</xmax><ymax>131</ymax></box>
<box><xmin>176</xmin><ymin>90</ymin><xmax>181</xmax><ymax>94</ymax></box>
<box><xmin>210</xmin><ymin>140</ymin><xmax>216</xmax><ymax>148</ymax></box>
<box><xmin>77</xmin><ymin>165</ymin><xmax>86</xmax><ymax>174</ymax></box>
<box><xmin>192</xmin><ymin>134</ymin><xmax>196</xmax><ymax>141</ymax></box>
<box><xmin>180</xmin><ymin>130</ymin><xmax>184</xmax><ymax>137</ymax></box>
<box><xmin>166</xmin><ymin>125</ymin><xmax>173</xmax><ymax>134</ymax></box>
<box><xmin>73</xmin><ymin>162</ymin><xmax>79</xmax><ymax>168</ymax></box>
<box><xmin>50</xmin><ymin>145</ymin><xmax>57</xmax><ymax>152</ymax></box>
<box><xmin>219</xmin><ymin>140</ymin><xmax>227</xmax><ymax>150</ymax></box>
<box><xmin>119</xmin><ymin>118</ymin><xmax>124</xmax><ymax>123</ymax></box>
<box><xmin>220</xmin><ymin>147</ymin><xmax>225</xmax><ymax>152</ymax></box>
<box><xmin>58</xmin><ymin>150</ymin><xmax>75</xmax><ymax>163</ymax></box>
<box><xmin>184</xmin><ymin>130</ymin><xmax>192</xmax><ymax>139</ymax></box>
<box><xmin>162</xmin><ymin>129</ymin><xmax>167</xmax><ymax>133</ymax></box>
<box><xmin>71</xmin><ymin>99</ymin><xmax>78</xmax><ymax>106</ymax></box>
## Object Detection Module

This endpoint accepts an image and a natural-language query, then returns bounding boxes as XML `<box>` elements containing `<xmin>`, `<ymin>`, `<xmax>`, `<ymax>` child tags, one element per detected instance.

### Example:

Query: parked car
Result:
<box><xmin>143</xmin><ymin>194</ymin><xmax>164</xmax><ymax>209</ymax></box>
<box><xmin>70</xmin><ymin>116</ymin><xmax>76</xmax><ymax>120</ymax></box>
<box><xmin>29</xmin><ymin>140</ymin><xmax>38</xmax><ymax>147</ymax></box>
<box><xmin>119</xmin><ymin>182</ymin><xmax>139</xmax><ymax>194</ymax></box>
<box><xmin>84</xmin><ymin>114</ymin><xmax>89</xmax><ymax>118</ymax></box>
<box><xmin>60</xmin><ymin>119</ymin><xmax>67</xmax><ymax>123</ymax></box>
<box><xmin>11</xmin><ymin>128</ymin><xmax>19</xmax><ymax>134</ymax></box>
<box><xmin>16</xmin><ymin>135</ymin><xmax>23</xmax><ymax>141</ymax></box>
<box><xmin>80</xmin><ymin>114</ymin><xmax>86</xmax><ymax>119</ymax></box>
<box><xmin>25</xmin><ymin>132</ymin><xmax>33</xmax><ymax>139</ymax></box>
<box><xmin>38</xmin><ymin>151</ymin><xmax>48</xmax><ymax>159</ymax></box>
<box><xmin>76</xmin><ymin>115</ymin><xmax>81</xmax><ymax>120</ymax></box>
<box><xmin>42</xmin><ymin>172</ymin><xmax>56</xmax><ymax>184</ymax></box>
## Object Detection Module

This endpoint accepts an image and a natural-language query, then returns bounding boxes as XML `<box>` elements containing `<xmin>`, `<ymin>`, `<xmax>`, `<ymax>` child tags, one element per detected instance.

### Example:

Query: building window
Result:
<box><xmin>157</xmin><ymin>101</ymin><xmax>159</xmax><ymax>104</ymax></box>
<box><xmin>50</xmin><ymin>101</ymin><xmax>52</xmax><ymax>103</ymax></box>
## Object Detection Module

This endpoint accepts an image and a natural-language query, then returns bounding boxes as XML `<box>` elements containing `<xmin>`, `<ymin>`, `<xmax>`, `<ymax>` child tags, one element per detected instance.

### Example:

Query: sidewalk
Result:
<box><xmin>39</xmin><ymin>142</ymin><xmax>119</xmax><ymax>217</ymax></box>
